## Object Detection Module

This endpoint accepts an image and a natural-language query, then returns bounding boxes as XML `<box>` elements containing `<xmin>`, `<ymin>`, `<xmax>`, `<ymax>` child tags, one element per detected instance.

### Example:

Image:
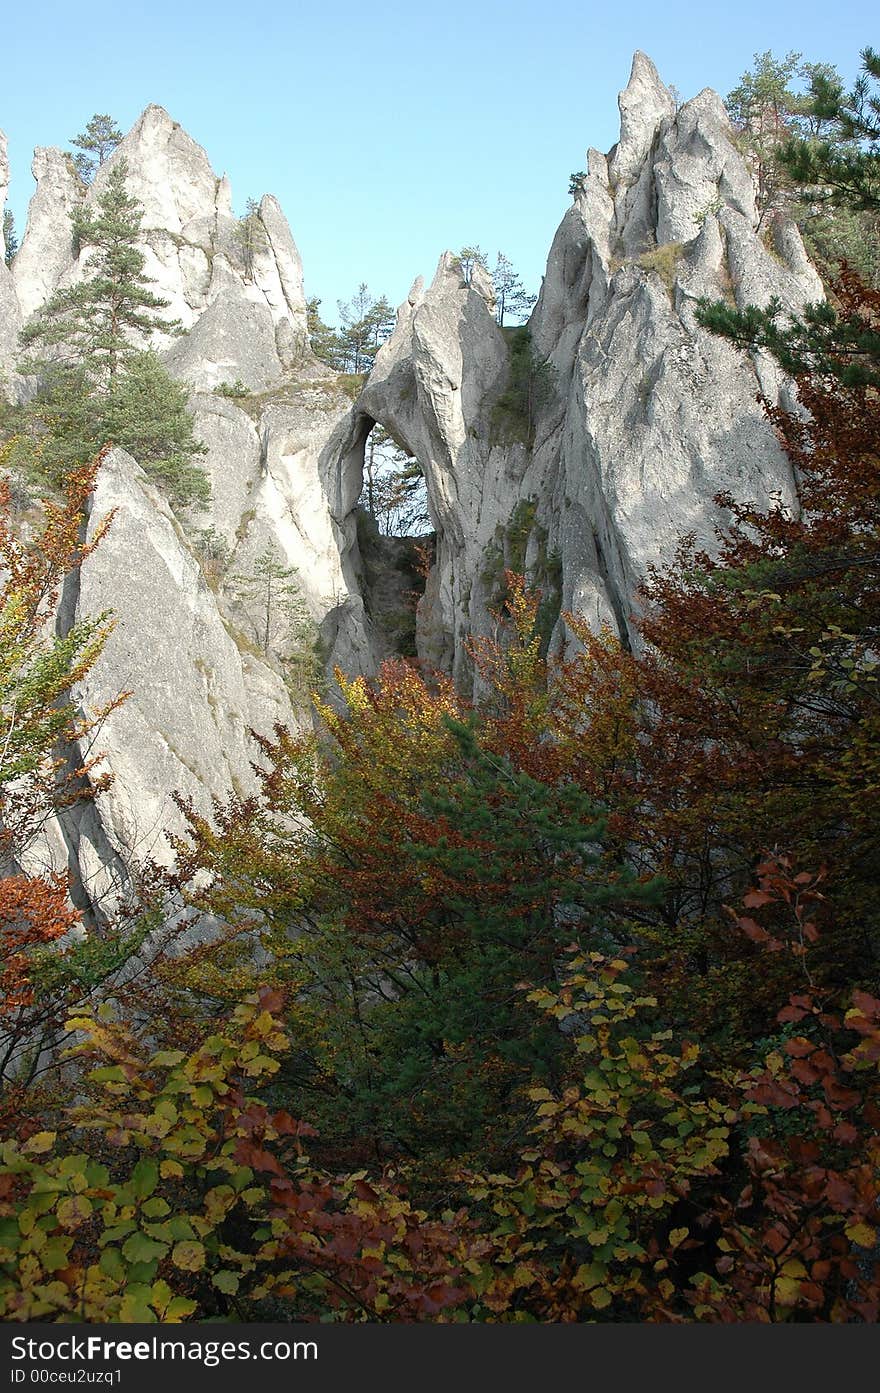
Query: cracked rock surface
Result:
<box><xmin>1</xmin><ymin>53</ymin><xmax>826</xmax><ymax>900</ymax></box>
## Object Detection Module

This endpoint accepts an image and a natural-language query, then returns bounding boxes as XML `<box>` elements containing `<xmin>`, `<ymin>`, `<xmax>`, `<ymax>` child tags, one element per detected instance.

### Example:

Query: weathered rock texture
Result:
<box><xmin>11</xmin><ymin>105</ymin><xmax>310</xmax><ymax>390</ymax></box>
<box><xmin>4</xmin><ymin>107</ymin><xmax>370</xmax><ymax>881</ymax></box>
<box><xmin>2</xmin><ymin>53</ymin><xmax>826</xmax><ymax>901</ymax></box>
<box><xmin>350</xmin><ymin>52</ymin><xmax>823</xmax><ymax>681</ymax></box>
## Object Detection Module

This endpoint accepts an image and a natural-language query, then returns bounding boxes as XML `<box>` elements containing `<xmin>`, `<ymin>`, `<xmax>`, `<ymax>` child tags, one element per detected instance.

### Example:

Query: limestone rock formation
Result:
<box><xmin>69</xmin><ymin>448</ymin><xmax>295</xmax><ymax>868</ymax></box>
<box><xmin>4</xmin><ymin>106</ymin><xmax>372</xmax><ymax>890</ymax></box>
<box><xmin>1</xmin><ymin>54</ymin><xmax>829</xmax><ymax>909</ymax></box>
<box><xmin>11</xmin><ymin>104</ymin><xmax>310</xmax><ymax>392</ymax></box>
<box><xmin>352</xmin><ymin>52</ymin><xmax>823</xmax><ymax>678</ymax></box>
<box><xmin>11</xmin><ymin>147</ymin><xmax>83</xmax><ymax>324</ymax></box>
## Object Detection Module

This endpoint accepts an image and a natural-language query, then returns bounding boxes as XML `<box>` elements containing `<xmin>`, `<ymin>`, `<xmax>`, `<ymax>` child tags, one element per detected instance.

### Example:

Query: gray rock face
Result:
<box><xmin>163</xmin><ymin>257</ymin><xmax>285</xmax><ymax>393</ymax></box>
<box><xmin>352</xmin><ymin>50</ymin><xmax>824</xmax><ymax>680</ymax></box>
<box><xmin>352</xmin><ymin>255</ymin><xmax>512</xmax><ymax>669</ymax></box>
<box><xmin>0</xmin><ymin>131</ymin><xmax>8</xmax><ymax>247</ymax></box>
<box><xmin>68</xmin><ymin>447</ymin><xmax>298</xmax><ymax>872</ymax></box>
<box><xmin>2</xmin><ymin>55</ymin><xmax>829</xmax><ymax>914</ymax></box>
<box><xmin>11</xmin><ymin>104</ymin><xmax>311</xmax><ymax>392</ymax></box>
<box><xmin>3</xmin><ymin>105</ymin><xmax>377</xmax><ymax>904</ymax></box>
<box><xmin>11</xmin><ymin>147</ymin><xmax>83</xmax><ymax>323</ymax></box>
<box><xmin>189</xmin><ymin>381</ymin><xmax>375</xmax><ymax>678</ymax></box>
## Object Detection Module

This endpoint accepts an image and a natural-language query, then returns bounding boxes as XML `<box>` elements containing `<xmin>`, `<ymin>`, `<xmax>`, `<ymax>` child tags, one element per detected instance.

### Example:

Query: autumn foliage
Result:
<box><xmin>2</xmin><ymin>274</ymin><xmax>880</xmax><ymax>1321</ymax></box>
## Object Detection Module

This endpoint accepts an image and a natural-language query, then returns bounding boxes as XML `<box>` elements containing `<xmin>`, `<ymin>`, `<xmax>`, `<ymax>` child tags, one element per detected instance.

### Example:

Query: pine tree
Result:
<box><xmin>21</xmin><ymin>159</ymin><xmax>174</xmax><ymax>386</ymax></box>
<box><xmin>71</xmin><ymin>114</ymin><xmax>123</xmax><ymax>185</ymax></box>
<box><xmin>232</xmin><ymin>198</ymin><xmax>269</xmax><ymax>280</ymax></box>
<box><xmin>231</xmin><ymin>547</ymin><xmax>309</xmax><ymax>655</ymax></box>
<box><xmin>700</xmin><ymin>46</ymin><xmax>880</xmax><ymax>386</ymax></box>
<box><xmin>15</xmin><ymin>162</ymin><xmax>208</xmax><ymax>504</ymax></box>
<box><xmin>361</xmin><ymin>425</ymin><xmax>428</xmax><ymax>536</ymax></box>
<box><xmin>102</xmin><ymin>351</ymin><xmax>209</xmax><ymax>507</ymax></box>
<box><xmin>726</xmin><ymin>50</ymin><xmax>803</xmax><ymax>211</ymax></box>
<box><xmin>2</xmin><ymin>210</ymin><xmax>16</xmax><ymax>267</ymax></box>
<box><xmin>778</xmin><ymin>46</ymin><xmax>880</xmax><ymax>211</ymax></box>
<box><xmin>335</xmin><ymin>284</ymin><xmax>395</xmax><ymax>374</ymax></box>
<box><xmin>305</xmin><ymin>296</ymin><xmax>342</xmax><ymax>367</ymax></box>
<box><xmin>457</xmin><ymin>245</ymin><xmax>488</xmax><ymax>285</ymax></box>
<box><xmin>492</xmin><ymin>252</ymin><xmax>536</xmax><ymax>326</ymax></box>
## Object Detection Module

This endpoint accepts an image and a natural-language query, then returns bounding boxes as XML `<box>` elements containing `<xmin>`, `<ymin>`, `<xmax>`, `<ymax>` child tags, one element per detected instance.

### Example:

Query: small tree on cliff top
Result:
<box><xmin>71</xmin><ymin>114</ymin><xmax>123</xmax><ymax>185</ymax></box>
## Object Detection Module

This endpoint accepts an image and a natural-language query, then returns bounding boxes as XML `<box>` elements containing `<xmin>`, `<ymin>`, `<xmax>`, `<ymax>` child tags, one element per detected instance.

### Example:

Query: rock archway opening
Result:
<box><xmin>357</xmin><ymin>422</ymin><xmax>432</xmax><ymax>540</ymax></box>
<box><xmin>351</xmin><ymin>420</ymin><xmax>435</xmax><ymax>661</ymax></box>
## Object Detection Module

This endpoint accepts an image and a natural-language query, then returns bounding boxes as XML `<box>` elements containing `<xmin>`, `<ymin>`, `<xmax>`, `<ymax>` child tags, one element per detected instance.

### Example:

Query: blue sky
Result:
<box><xmin>2</xmin><ymin>0</ymin><xmax>873</xmax><ymax>322</ymax></box>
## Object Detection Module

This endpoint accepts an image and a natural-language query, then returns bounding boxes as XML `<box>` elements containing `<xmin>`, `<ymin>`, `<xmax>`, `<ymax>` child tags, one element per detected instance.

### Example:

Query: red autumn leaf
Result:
<box><xmin>833</xmin><ymin>1121</ymin><xmax>858</xmax><ymax>1144</ymax></box>
<box><xmin>798</xmin><ymin>1282</ymin><xmax>825</xmax><ymax>1306</ymax></box>
<box><xmin>822</xmin><ymin>1080</ymin><xmax>860</xmax><ymax>1111</ymax></box>
<box><xmin>257</xmin><ymin>986</ymin><xmax>285</xmax><ymax>1014</ymax></box>
<box><xmin>778</xmin><ymin>1004</ymin><xmax>808</xmax><ymax>1024</ymax></box>
<box><xmin>851</xmin><ymin>990</ymin><xmax>880</xmax><ymax>1020</ymax></box>
<box><xmin>233</xmin><ymin>1139</ymin><xmax>283</xmax><ymax>1175</ymax></box>
<box><xmin>790</xmin><ymin>1058</ymin><xmax>820</xmax><ymax>1086</ymax></box>
<box><xmin>825</xmin><ymin>1175</ymin><xmax>857</xmax><ymax>1209</ymax></box>
<box><xmin>742</xmin><ymin>890</ymin><xmax>776</xmax><ymax>909</ymax></box>
<box><xmin>271</xmin><ymin>1109</ymin><xmax>317</xmax><ymax>1138</ymax></box>
<box><xmin>750</xmin><ymin>1081</ymin><xmax>799</xmax><ymax>1108</ymax></box>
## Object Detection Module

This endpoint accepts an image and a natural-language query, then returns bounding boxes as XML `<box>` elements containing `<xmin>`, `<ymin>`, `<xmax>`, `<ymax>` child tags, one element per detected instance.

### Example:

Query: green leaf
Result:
<box><xmin>22</xmin><ymin>1131</ymin><xmax>55</xmax><ymax>1155</ymax></box>
<box><xmin>119</xmin><ymin>1285</ymin><xmax>156</xmax><ymax>1323</ymax></box>
<box><xmin>142</xmin><ymin>1197</ymin><xmax>171</xmax><ymax>1219</ymax></box>
<box><xmin>57</xmin><ymin>1194</ymin><xmax>92</xmax><ymax>1229</ymax></box>
<box><xmin>121</xmin><ymin>1231</ymin><xmax>168</xmax><ymax>1265</ymax></box>
<box><xmin>165</xmin><ymin>1296</ymin><xmax>198</xmax><ymax>1321</ymax></box>
<box><xmin>41</xmin><ymin>1238</ymin><xmax>73</xmax><ymax>1272</ymax></box>
<box><xmin>99</xmin><ymin>1247</ymin><xmax>125</xmax><ymax>1281</ymax></box>
<box><xmin>131</xmin><ymin>1158</ymin><xmax>158</xmax><ymax>1200</ymax></box>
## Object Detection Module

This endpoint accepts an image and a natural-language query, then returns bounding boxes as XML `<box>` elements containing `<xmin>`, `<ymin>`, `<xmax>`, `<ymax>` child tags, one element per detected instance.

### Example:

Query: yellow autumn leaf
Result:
<box><xmin>845</xmin><ymin>1221</ymin><xmax>876</xmax><ymax>1248</ymax></box>
<box><xmin>22</xmin><ymin>1132</ymin><xmax>55</xmax><ymax>1155</ymax></box>
<box><xmin>773</xmin><ymin>1274</ymin><xmax>802</xmax><ymax>1306</ymax></box>
<box><xmin>56</xmin><ymin>1195</ymin><xmax>92</xmax><ymax>1230</ymax></box>
<box><xmin>171</xmin><ymin>1240</ymin><xmax>206</xmax><ymax>1272</ymax></box>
